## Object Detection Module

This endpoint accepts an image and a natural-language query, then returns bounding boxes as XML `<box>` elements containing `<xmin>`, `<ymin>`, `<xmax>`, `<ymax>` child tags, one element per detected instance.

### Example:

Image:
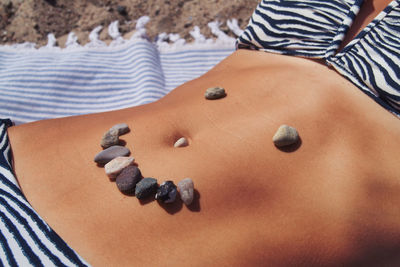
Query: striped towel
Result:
<box><xmin>0</xmin><ymin>17</ymin><xmax>242</xmax><ymax>125</ymax></box>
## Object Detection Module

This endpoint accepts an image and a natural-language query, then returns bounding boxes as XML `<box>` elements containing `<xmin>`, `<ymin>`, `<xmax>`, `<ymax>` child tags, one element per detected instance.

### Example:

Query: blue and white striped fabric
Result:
<box><xmin>237</xmin><ymin>0</ymin><xmax>400</xmax><ymax>117</ymax></box>
<box><xmin>0</xmin><ymin>119</ymin><xmax>88</xmax><ymax>266</ymax></box>
<box><xmin>0</xmin><ymin>40</ymin><xmax>165</xmax><ymax>124</ymax></box>
<box><xmin>0</xmin><ymin>22</ymin><xmax>236</xmax><ymax>125</ymax></box>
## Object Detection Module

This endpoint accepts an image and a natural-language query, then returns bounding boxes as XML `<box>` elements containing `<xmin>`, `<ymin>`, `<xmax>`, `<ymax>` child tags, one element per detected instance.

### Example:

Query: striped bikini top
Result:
<box><xmin>237</xmin><ymin>0</ymin><xmax>400</xmax><ymax>117</ymax></box>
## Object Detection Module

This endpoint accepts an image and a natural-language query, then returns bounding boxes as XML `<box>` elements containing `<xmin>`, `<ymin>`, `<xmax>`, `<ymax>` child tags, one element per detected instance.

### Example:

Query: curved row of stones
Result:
<box><xmin>94</xmin><ymin>123</ymin><xmax>194</xmax><ymax>205</ymax></box>
<box><xmin>93</xmin><ymin>87</ymin><xmax>300</xmax><ymax>206</ymax></box>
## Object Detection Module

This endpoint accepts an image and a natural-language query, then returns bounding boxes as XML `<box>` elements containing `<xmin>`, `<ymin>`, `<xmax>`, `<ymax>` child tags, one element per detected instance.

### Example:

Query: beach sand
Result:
<box><xmin>0</xmin><ymin>0</ymin><xmax>259</xmax><ymax>47</ymax></box>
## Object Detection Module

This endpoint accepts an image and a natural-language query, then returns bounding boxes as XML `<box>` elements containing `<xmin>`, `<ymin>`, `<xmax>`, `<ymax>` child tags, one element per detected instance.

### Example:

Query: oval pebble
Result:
<box><xmin>104</xmin><ymin>156</ymin><xmax>135</xmax><ymax>180</ymax></box>
<box><xmin>110</xmin><ymin>123</ymin><xmax>130</xmax><ymax>135</ymax></box>
<box><xmin>155</xmin><ymin>181</ymin><xmax>177</xmax><ymax>203</ymax></box>
<box><xmin>205</xmin><ymin>87</ymin><xmax>226</xmax><ymax>100</ymax></box>
<box><xmin>116</xmin><ymin>165</ymin><xmax>142</xmax><ymax>194</ymax></box>
<box><xmin>135</xmin><ymin>178</ymin><xmax>158</xmax><ymax>199</ymax></box>
<box><xmin>177</xmin><ymin>178</ymin><xmax>194</xmax><ymax>206</ymax></box>
<box><xmin>94</xmin><ymin>145</ymin><xmax>130</xmax><ymax>165</ymax></box>
<box><xmin>101</xmin><ymin>128</ymin><xmax>119</xmax><ymax>149</ymax></box>
<box><xmin>174</xmin><ymin>137</ymin><xmax>188</xmax><ymax>148</ymax></box>
<box><xmin>272</xmin><ymin>125</ymin><xmax>299</xmax><ymax>147</ymax></box>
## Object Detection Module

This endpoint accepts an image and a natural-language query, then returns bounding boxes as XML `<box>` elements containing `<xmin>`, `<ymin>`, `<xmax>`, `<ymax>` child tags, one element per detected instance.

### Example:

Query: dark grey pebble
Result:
<box><xmin>117</xmin><ymin>5</ymin><xmax>127</xmax><ymax>15</ymax></box>
<box><xmin>110</xmin><ymin>123</ymin><xmax>130</xmax><ymax>135</ymax></box>
<box><xmin>116</xmin><ymin>166</ymin><xmax>143</xmax><ymax>194</ymax></box>
<box><xmin>135</xmin><ymin>178</ymin><xmax>158</xmax><ymax>199</ymax></box>
<box><xmin>205</xmin><ymin>87</ymin><xmax>226</xmax><ymax>100</ymax></box>
<box><xmin>155</xmin><ymin>181</ymin><xmax>177</xmax><ymax>203</ymax></box>
<box><xmin>94</xmin><ymin>145</ymin><xmax>130</xmax><ymax>164</ymax></box>
<box><xmin>44</xmin><ymin>0</ymin><xmax>56</xmax><ymax>6</ymax></box>
<box><xmin>101</xmin><ymin>128</ymin><xmax>119</xmax><ymax>149</ymax></box>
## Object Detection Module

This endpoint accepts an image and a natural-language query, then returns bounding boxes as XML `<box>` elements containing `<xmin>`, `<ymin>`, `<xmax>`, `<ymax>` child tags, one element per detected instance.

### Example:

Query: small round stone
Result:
<box><xmin>135</xmin><ymin>178</ymin><xmax>158</xmax><ymax>199</ymax></box>
<box><xmin>116</xmin><ymin>165</ymin><xmax>142</xmax><ymax>194</ymax></box>
<box><xmin>177</xmin><ymin>178</ymin><xmax>194</xmax><ymax>206</ymax></box>
<box><xmin>155</xmin><ymin>181</ymin><xmax>177</xmax><ymax>203</ymax></box>
<box><xmin>174</xmin><ymin>137</ymin><xmax>188</xmax><ymax>148</ymax></box>
<box><xmin>272</xmin><ymin>125</ymin><xmax>299</xmax><ymax>147</ymax></box>
<box><xmin>104</xmin><ymin>156</ymin><xmax>135</xmax><ymax>180</ymax></box>
<box><xmin>205</xmin><ymin>87</ymin><xmax>226</xmax><ymax>100</ymax></box>
<box><xmin>117</xmin><ymin>5</ymin><xmax>127</xmax><ymax>15</ymax></box>
<box><xmin>110</xmin><ymin>123</ymin><xmax>130</xmax><ymax>135</ymax></box>
<box><xmin>94</xmin><ymin>145</ymin><xmax>130</xmax><ymax>165</ymax></box>
<box><xmin>101</xmin><ymin>128</ymin><xmax>119</xmax><ymax>149</ymax></box>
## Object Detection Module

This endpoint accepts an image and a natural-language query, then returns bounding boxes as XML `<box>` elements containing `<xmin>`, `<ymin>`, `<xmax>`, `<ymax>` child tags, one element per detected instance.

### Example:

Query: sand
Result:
<box><xmin>0</xmin><ymin>0</ymin><xmax>259</xmax><ymax>47</ymax></box>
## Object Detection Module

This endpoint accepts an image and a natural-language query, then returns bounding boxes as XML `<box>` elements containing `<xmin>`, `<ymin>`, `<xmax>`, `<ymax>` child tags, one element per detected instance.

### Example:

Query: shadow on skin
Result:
<box><xmin>187</xmin><ymin>189</ymin><xmax>201</xmax><ymax>212</ymax></box>
<box><xmin>346</xmin><ymin>235</ymin><xmax>400</xmax><ymax>266</ymax></box>
<box><xmin>118</xmin><ymin>139</ymin><xmax>127</xmax><ymax>147</ymax></box>
<box><xmin>138</xmin><ymin>194</ymin><xmax>156</xmax><ymax>205</ymax></box>
<box><xmin>157</xmin><ymin>197</ymin><xmax>183</xmax><ymax>214</ymax></box>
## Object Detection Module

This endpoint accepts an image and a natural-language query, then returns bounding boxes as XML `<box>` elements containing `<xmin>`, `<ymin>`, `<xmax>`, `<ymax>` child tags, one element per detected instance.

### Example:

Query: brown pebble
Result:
<box><xmin>94</xmin><ymin>145</ymin><xmax>130</xmax><ymax>165</ymax></box>
<box><xmin>116</xmin><ymin>165</ymin><xmax>142</xmax><ymax>194</ymax></box>
<box><xmin>205</xmin><ymin>87</ymin><xmax>226</xmax><ymax>100</ymax></box>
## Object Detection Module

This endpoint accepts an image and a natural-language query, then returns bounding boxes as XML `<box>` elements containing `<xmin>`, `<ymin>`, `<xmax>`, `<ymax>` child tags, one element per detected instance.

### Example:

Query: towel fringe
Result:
<box><xmin>86</xmin><ymin>25</ymin><xmax>107</xmax><ymax>48</ymax></box>
<box><xmin>227</xmin><ymin>19</ymin><xmax>244</xmax><ymax>37</ymax></box>
<box><xmin>65</xmin><ymin>32</ymin><xmax>80</xmax><ymax>49</ymax></box>
<box><xmin>0</xmin><ymin>16</ymin><xmax>242</xmax><ymax>52</ymax></box>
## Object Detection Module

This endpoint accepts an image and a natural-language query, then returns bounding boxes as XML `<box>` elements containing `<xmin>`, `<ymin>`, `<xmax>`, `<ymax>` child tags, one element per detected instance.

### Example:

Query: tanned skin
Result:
<box><xmin>8</xmin><ymin>1</ymin><xmax>400</xmax><ymax>266</ymax></box>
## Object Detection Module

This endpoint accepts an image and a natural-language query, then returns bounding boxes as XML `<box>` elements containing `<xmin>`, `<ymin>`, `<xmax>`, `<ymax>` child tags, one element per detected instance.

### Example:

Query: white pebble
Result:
<box><xmin>105</xmin><ymin>156</ymin><xmax>135</xmax><ymax>180</ymax></box>
<box><xmin>174</xmin><ymin>137</ymin><xmax>189</xmax><ymax>148</ymax></box>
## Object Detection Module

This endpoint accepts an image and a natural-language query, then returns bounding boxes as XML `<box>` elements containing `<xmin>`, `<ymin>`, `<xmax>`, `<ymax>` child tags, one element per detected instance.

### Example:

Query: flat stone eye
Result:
<box><xmin>272</xmin><ymin>125</ymin><xmax>299</xmax><ymax>147</ymax></box>
<box><xmin>174</xmin><ymin>137</ymin><xmax>189</xmax><ymax>147</ymax></box>
<box><xmin>205</xmin><ymin>86</ymin><xmax>227</xmax><ymax>100</ymax></box>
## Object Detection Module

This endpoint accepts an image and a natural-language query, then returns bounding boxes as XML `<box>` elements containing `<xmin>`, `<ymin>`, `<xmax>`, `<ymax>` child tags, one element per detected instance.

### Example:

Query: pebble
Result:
<box><xmin>101</xmin><ymin>128</ymin><xmax>119</xmax><ymax>149</ymax></box>
<box><xmin>205</xmin><ymin>87</ymin><xmax>226</xmax><ymax>100</ymax></box>
<box><xmin>174</xmin><ymin>137</ymin><xmax>188</xmax><ymax>148</ymax></box>
<box><xmin>117</xmin><ymin>5</ymin><xmax>127</xmax><ymax>16</ymax></box>
<box><xmin>155</xmin><ymin>181</ymin><xmax>177</xmax><ymax>203</ymax></box>
<box><xmin>104</xmin><ymin>156</ymin><xmax>135</xmax><ymax>180</ymax></box>
<box><xmin>94</xmin><ymin>145</ymin><xmax>130</xmax><ymax>164</ymax></box>
<box><xmin>177</xmin><ymin>178</ymin><xmax>194</xmax><ymax>206</ymax></box>
<box><xmin>110</xmin><ymin>123</ymin><xmax>130</xmax><ymax>135</ymax></box>
<box><xmin>135</xmin><ymin>178</ymin><xmax>158</xmax><ymax>199</ymax></box>
<box><xmin>272</xmin><ymin>125</ymin><xmax>299</xmax><ymax>147</ymax></box>
<box><xmin>116</xmin><ymin>165</ymin><xmax>142</xmax><ymax>194</ymax></box>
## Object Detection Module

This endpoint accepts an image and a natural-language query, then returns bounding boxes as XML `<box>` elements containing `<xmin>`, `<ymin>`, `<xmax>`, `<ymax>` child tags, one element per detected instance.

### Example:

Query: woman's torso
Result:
<box><xmin>8</xmin><ymin>46</ymin><xmax>400</xmax><ymax>266</ymax></box>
